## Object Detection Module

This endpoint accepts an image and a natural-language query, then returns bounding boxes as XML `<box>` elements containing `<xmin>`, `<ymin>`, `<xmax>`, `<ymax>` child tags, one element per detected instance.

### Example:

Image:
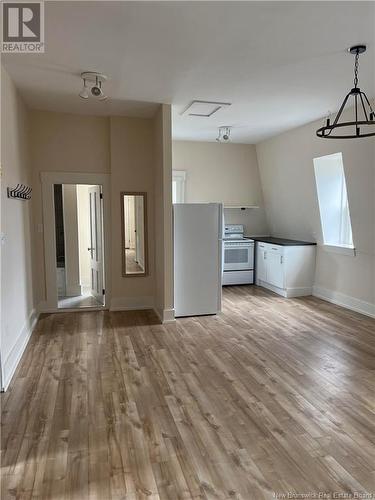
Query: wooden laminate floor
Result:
<box><xmin>1</xmin><ymin>286</ymin><xmax>375</xmax><ymax>499</ymax></box>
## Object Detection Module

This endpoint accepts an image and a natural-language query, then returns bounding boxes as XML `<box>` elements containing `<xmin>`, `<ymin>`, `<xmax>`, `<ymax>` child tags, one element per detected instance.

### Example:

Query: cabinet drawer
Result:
<box><xmin>260</xmin><ymin>242</ymin><xmax>283</xmax><ymax>255</ymax></box>
<box><xmin>269</xmin><ymin>245</ymin><xmax>283</xmax><ymax>255</ymax></box>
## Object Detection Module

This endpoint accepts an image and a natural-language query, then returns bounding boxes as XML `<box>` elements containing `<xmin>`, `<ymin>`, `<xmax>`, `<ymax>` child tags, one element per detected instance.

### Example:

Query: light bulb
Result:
<box><xmin>79</xmin><ymin>79</ymin><xmax>89</xmax><ymax>99</ymax></box>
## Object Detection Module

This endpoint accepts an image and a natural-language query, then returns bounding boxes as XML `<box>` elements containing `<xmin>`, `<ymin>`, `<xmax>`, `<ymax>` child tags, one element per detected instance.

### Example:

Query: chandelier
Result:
<box><xmin>316</xmin><ymin>45</ymin><xmax>374</xmax><ymax>139</ymax></box>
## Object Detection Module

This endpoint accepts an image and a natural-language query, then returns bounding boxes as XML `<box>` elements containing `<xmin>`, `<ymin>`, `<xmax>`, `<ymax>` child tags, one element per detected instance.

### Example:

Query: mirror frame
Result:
<box><xmin>121</xmin><ymin>191</ymin><xmax>148</xmax><ymax>277</ymax></box>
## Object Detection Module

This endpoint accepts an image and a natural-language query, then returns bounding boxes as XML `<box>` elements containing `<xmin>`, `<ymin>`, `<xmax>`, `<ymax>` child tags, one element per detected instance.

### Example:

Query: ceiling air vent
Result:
<box><xmin>181</xmin><ymin>100</ymin><xmax>231</xmax><ymax>117</ymax></box>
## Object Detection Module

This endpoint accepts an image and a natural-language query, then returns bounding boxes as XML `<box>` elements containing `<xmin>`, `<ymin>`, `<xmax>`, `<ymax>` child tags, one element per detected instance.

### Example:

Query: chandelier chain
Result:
<box><xmin>354</xmin><ymin>51</ymin><xmax>359</xmax><ymax>88</ymax></box>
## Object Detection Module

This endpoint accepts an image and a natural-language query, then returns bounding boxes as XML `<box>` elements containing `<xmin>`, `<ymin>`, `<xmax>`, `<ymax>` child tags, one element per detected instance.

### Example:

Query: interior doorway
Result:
<box><xmin>53</xmin><ymin>183</ymin><xmax>105</xmax><ymax>309</ymax></box>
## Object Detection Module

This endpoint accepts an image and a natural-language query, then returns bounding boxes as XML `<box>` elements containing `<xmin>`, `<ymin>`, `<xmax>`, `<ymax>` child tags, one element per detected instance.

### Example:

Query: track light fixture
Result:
<box><xmin>216</xmin><ymin>126</ymin><xmax>231</xmax><ymax>143</ymax></box>
<box><xmin>79</xmin><ymin>72</ymin><xmax>108</xmax><ymax>101</ymax></box>
<box><xmin>79</xmin><ymin>78</ymin><xmax>89</xmax><ymax>99</ymax></box>
<box><xmin>316</xmin><ymin>45</ymin><xmax>374</xmax><ymax>139</ymax></box>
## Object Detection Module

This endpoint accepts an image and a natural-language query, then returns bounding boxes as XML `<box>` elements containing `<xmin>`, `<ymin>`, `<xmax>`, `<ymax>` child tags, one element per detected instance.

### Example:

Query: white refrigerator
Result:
<box><xmin>174</xmin><ymin>203</ymin><xmax>223</xmax><ymax>317</ymax></box>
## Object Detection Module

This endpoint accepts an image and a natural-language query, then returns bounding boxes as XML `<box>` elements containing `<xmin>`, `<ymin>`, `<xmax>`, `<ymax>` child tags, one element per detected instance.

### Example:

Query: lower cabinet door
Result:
<box><xmin>267</xmin><ymin>251</ymin><xmax>284</xmax><ymax>289</ymax></box>
<box><xmin>256</xmin><ymin>245</ymin><xmax>267</xmax><ymax>282</ymax></box>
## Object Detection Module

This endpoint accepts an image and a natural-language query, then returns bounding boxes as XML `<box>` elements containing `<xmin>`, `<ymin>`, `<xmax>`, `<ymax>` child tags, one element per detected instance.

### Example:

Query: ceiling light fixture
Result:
<box><xmin>79</xmin><ymin>71</ymin><xmax>108</xmax><ymax>101</ymax></box>
<box><xmin>79</xmin><ymin>78</ymin><xmax>89</xmax><ymax>99</ymax></box>
<box><xmin>316</xmin><ymin>45</ymin><xmax>375</xmax><ymax>139</ymax></box>
<box><xmin>216</xmin><ymin>126</ymin><xmax>231</xmax><ymax>143</ymax></box>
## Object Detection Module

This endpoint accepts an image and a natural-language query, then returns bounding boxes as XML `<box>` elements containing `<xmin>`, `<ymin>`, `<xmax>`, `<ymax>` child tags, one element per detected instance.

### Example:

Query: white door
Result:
<box><xmin>124</xmin><ymin>196</ymin><xmax>135</xmax><ymax>249</ymax></box>
<box><xmin>256</xmin><ymin>244</ymin><xmax>267</xmax><ymax>282</ymax></box>
<box><xmin>267</xmin><ymin>251</ymin><xmax>284</xmax><ymax>289</ymax></box>
<box><xmin>89</xmin><ymin>186</ymin><xmax>104</xmax><ymax>304</ymax></box>
<box><xmin>134</xmin><ymin>196</ymin><xmax>145</xmax><ymax>270</ymax></box>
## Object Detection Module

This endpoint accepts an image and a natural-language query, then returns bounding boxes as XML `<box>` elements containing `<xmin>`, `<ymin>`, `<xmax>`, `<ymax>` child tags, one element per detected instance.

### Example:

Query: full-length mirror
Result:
<box><xmin>121</xmin><ymin>192</ymin><xmax>148</xmax><ymax>276</ymax></box>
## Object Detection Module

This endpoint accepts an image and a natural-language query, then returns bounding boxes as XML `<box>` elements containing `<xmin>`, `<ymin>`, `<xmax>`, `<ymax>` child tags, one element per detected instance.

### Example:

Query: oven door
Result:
<box><xmin>224</xmin><ymin>242</ymin><xmax>254</xmax><ymax>271</ymax></box>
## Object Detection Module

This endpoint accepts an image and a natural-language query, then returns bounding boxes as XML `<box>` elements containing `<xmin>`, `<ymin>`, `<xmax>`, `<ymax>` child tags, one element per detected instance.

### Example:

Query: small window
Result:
<box><xmin>172</xmin><ymin>170</ymin><xmax>186</xmax><ymax>204</ymax></box>
<box><xmin>313</xmin><ymin>152</ymin><xmax>354</xmax><ymax>249</ymax></box>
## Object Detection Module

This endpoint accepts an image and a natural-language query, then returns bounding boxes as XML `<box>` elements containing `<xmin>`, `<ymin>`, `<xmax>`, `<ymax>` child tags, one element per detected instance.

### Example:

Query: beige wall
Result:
<box><xmin>30</xmin><ymin>111</ymin><xmax>110</xmax><ymax>305</ymax></box>
<box><xmin>1</xmin><ymin>66</ymin><xmax>36</xmax><ymax>389</ymax></box>
<box><xmin>172</xmin><ymin>140</ymin><xmax>269</xmax><ymax>236</ymax></box>
<box><xmin>30</xmin><ymin>109</ymin><xmax>172</xmax><ymax>314</ymax></box>
<box><xmin>154</xmin><ymin>105</ymin><xmax>174</xmax><ymax>321</ymax></box>
<box><xmin>109</xmin><ymin>116</ymin><xmax>156</xmax><ymax>309</ymax></box>
<box><xmin>256</xmin><ymin>109</ymin><xmax>375</xmax><ymax>310</ymax></box>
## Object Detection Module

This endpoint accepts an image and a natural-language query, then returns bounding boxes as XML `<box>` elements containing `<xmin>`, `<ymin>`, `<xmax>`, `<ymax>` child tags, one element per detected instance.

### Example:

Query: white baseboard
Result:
<box><xmin>154</xmin><ymin>307</ymin><xmax>175</xmax><ymax>324</ymax></box>
<box><xmin>163</xmin><ymin>308</ymin><xmax>175</xmax><ymax>323</ymax></box>
<box><xmin>313</xmin><ymin>286</ymin><xmax>375</xmax><ymax>319</ymax></box>
<box><xmin>38</xmin><ymin>304</ymin><xmax>106</xmax><ymax>313</ymax></box>
<box><xmin>1</xmin><ymin>308</ymin><xmax>39</xmax><ymax>392</ymax></box>
<box><xmin>257</xmin><ymin>281</ymin><xmax>312</xmax><ymax>298</ymax></box>
<box><xmin>110</xmin><ymin>295</ymin><xmax>154</xmax><ymax>312</ymax></box>
<box><xmin>285</xmin><ymin>287</ymin><xmax>313</xmax><ymax>298</ymax></box>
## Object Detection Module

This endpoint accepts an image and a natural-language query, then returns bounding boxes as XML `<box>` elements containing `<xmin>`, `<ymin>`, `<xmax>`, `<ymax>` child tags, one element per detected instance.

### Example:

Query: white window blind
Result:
<box><xmin>313</xmin><ymin>152</ymin><xmax>353</xmax><ymax>248</ymax></box>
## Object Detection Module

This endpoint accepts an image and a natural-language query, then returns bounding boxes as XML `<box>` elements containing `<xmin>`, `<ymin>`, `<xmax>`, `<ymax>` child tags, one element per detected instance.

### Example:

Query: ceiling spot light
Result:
<box><xmin>79</xmin><ymin>78</ymin><xmax>89</xmax><ymax>99</ymax></box>
<box><xmin>79</xmin><ymin>72</ymin><xmax>108</xmax><ymax>101</ymax></box>
<box><xmin>316</xmin><ymin>45</ymin><xmax>375</xmax><ymax>139</ymax></box>
<box><xmin>216</xmin><ymin>126</ymin><xmax>231</xmax><ymax>143</ymax></box>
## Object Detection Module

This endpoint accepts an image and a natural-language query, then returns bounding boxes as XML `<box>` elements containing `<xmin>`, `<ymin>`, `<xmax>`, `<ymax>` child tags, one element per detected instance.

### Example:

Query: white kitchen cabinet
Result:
<box><xmin>256</xmin><ymin>243</ymin><xmax>267</xmax><ymax>282</ymax></box>
<box><xmin>255</xmin><ymin>242</ymin><xmax>316</xmax><ymax>298</ymax></box>
<box><xmin>267</xmin><ymin>250</ymin><xmax>284</xmax><ymax>289</ymax></box>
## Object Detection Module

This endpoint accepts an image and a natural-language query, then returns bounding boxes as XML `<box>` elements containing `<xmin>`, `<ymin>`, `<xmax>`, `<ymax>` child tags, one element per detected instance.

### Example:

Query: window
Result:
<box><xmin>172</xmin><ymin>170</ymin><xmax>186</xmax><ymax>204</ymax></box>
<box><xmin>313</xmin><ymin>152</ymin><xmax>354</xmax><ymax>251</ymax></box>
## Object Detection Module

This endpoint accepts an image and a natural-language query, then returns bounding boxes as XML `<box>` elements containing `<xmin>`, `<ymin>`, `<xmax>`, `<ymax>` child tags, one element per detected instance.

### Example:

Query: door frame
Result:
<box><xmin>41</xmin><ymin>171</ymin><xmax>111</xmax><ymax>312</ymax></box>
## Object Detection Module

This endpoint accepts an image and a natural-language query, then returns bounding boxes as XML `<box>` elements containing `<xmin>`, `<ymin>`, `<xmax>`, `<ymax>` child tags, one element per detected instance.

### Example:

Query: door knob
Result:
<box><xmin>88</xmin><ymin>247</ymin><xmax>94</xmax><ymax>251</ymax></box>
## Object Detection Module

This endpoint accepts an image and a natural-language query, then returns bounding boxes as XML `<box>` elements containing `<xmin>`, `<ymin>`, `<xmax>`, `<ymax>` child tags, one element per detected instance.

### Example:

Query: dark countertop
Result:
<box><xmin>247</xmin><ymin>236</ymin><xmax>317</xmax><ymax>246</ymax></box>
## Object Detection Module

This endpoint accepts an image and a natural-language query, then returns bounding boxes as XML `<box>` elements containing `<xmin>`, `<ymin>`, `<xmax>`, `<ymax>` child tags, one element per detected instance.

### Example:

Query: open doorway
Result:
<box><xmin>53</xmin><ymin>183</ymin><xmax>105</xmax><ymax>309</ymax></box>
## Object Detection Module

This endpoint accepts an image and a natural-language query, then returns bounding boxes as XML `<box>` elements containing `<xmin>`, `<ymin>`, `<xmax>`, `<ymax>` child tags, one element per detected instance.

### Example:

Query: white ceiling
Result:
<box><xmin>3</xmin><ymin>1</ymin><xmax>374</xmax><ymax>143</ymax></box>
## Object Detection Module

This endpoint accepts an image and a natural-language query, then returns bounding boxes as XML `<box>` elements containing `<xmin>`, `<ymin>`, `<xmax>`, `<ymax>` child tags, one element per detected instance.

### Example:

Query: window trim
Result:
<box><xmin>321</xmin><ymin>244</ymin><xmax>356</xmax><ymax>257</ymax></box>
<box><xmin>172</xmin><ymin>170</ymin><xmax>186</xmax><ymax>204</ymax></box>
<box><xmin>313</xmin><ymin>152</ymin><xmax>354</xmax><ymax>250</ymax></box>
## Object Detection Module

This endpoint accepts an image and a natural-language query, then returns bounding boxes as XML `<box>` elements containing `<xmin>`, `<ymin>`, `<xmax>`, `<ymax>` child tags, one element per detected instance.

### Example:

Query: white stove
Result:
<box><xmin>222</xmin><ymin>224</ymin><xmax>254</xmax><ymax>285</ymax></box>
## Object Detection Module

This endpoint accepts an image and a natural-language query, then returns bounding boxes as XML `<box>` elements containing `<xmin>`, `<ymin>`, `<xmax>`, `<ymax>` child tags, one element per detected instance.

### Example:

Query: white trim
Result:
<box><xmin>162</xmin><ymin>308</ymin><xmax>176</xmax><ymax>323</ymax></box>
<box><xmin>285</xmin><ymin>287</ymin><xmax>313</xmax><ymax>298</ymax></box>
<box><xmin>257</xmin><ymin>280</ymin><xmax>312</xmax><ymax>298</ymax></box>
<box><xmin>313</xmin><ymin>286</ymin><xmax>375</xmax><ymax>319</ymax></box>
<box><xmin>37</xmin><ymin>302</ymin><xmax>106</xmax><ymax>314</ymax></box>
<box><xmin>1</xmin><ymin>309</ymin><xmax>39</xmax><ymax>391</ymax></box>
<box><xmin>40</xmin><ymin>172</ymin><xmax>111</xmax><ymax>310</ymax></box>
<box><xmin>321</xmin><ymin>244</ymin><xmax>356</xmax><ymax>257</ymax></box>
<box><xmin>110</xmin><ymin>296</ymin><xmax>154</xmax><ymax>312</ymax></box>
<box><xmin>154</xmin><ymin>307</ymin><xmax>176</xmax><ymax>324</ymax></box>
<box><xmin>172</xmin><ymin>170</ymin><xmax>186</xmax><ymax>204</ymax></box>
<box><xmin>224</xmin><ymin>205</ymin><xmax>259</xmax><ymax>209</ymax></box>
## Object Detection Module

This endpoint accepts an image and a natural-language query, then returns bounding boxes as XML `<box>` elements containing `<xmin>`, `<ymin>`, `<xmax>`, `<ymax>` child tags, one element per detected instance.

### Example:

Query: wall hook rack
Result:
<box><xmin>7</xmin><ymin>183</ymin><xmax>32</xmax><ymax>200</ymax></box>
